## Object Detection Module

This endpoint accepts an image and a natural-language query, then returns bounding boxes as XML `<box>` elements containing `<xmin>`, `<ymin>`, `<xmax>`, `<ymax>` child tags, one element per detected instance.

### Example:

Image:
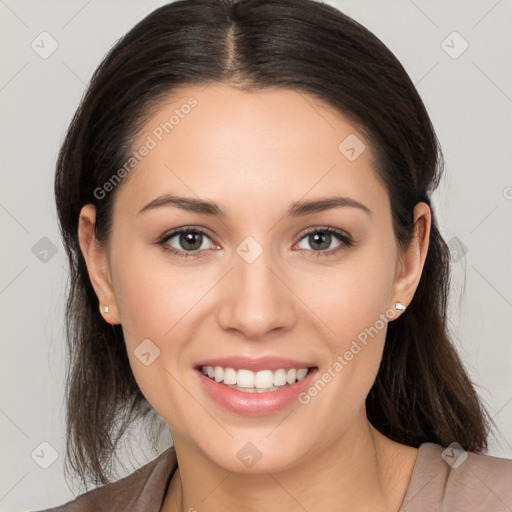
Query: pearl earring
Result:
<box><xmin>101</xmin><ymin>305</ymin><xmax>109</xmax><ymax>314</ymax></box>
<box><xmin>394</xmin><ymin>302</ymin><xmax>406</xmax><ymax>311</ymax></box>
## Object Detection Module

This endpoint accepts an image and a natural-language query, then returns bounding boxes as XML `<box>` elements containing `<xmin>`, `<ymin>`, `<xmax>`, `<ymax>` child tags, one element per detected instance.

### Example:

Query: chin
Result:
<box><xmin>195</xmin><ymin>434</ymin><xmax>310</xmax><ymax>475</ymax></box>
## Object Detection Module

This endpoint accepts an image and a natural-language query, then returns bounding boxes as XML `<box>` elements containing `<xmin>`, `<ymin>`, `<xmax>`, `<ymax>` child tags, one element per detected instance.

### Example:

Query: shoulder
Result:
<box><xmin>400</xmin><ymin>442</ymin><xmax>512</xmax><ymax>511</ymax></box>
<box><xmin>30</xmin><ymin>446</ymin><xmax>178</xmax><ymax>512</ymax></box>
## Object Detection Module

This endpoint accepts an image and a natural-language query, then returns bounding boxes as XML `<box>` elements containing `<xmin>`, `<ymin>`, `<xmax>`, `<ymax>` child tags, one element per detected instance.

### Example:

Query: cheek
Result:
<box><xmin>299</xmin><ymin>239</ymin><xmax>396</xmax><ymax>409</ymax></box>
<box><xmin>110</xmin><ymin>241</ymin><xmax>207</xmax><ymax>343</ymax></box>
<box><xmin>307</xmin><ymin>241</ymin><xmax>397</xmax><ymax>349</ymax></box>
<box><xmin>109</xmin><ymin>244</ymin><xmax>201</xmax><ymax>426</ymax></box>
<box><xmin>108</xmin><ymin>245</ymin><xmax>215</xmax><ymax>410</ymax></box>
<box><xmin>112</xmin><ymin>263</ymin><xmax>166</xmax><ymax>343</ymax></box>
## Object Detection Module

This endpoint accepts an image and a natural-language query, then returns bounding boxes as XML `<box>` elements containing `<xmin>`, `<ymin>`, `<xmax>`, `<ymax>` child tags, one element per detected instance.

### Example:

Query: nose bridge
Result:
<box><xmin>216</xmin><ymin>237</ymin><xmax>296</xmax><ymax>339</ymax></box>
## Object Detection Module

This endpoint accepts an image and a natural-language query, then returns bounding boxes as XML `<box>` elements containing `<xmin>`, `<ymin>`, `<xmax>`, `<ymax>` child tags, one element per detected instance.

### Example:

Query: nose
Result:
<box><xmin>216</xmin><ymin>248</ymin><xmax>297</xmax><ymax>341</ymax></box>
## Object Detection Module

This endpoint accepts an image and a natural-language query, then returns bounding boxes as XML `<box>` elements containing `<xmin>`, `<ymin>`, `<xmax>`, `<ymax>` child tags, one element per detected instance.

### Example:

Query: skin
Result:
<box><xmin>78</xmin><ymin>84</ymin><xmax>431</xmax><ymax>512</ymax></box>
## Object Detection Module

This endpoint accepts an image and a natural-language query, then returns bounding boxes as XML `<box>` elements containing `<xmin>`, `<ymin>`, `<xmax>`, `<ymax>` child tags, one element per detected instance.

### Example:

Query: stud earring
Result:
<box><xmin>100</xmin><ymin>305</ymin><xmax>109</xmax><ymax>314</ymax></box>
<box><xmin>394</xmin><ymin>302</ymin><xmax>406</xmax><ymax>311</ymax></box>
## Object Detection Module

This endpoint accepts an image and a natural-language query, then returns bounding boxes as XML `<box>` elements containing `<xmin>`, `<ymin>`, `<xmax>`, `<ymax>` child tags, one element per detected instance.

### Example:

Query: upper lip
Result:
<box><xmin>195</xmin><ymin>356</ymin><xmax>317</xmax><ymax>372</ymax></box>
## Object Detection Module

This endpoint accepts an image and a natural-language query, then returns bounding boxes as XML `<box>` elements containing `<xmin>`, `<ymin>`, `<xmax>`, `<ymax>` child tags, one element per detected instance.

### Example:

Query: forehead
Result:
<box><xmin>114</xmin><ymin>84</ymin><xmax>387</xmax><ymax>218</ymax></box>
<box><xmin>135</xmin><ymin>84</ymin><xmax>367</xmax><ymax>159</ymax></box>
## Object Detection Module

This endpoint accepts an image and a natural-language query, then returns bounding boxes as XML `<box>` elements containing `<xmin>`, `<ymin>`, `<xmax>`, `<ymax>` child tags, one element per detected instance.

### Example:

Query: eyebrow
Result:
<box><xmin>138</xmin><ymin>194</ymin><xmax>372</xmax><ymax>218</ymax></box>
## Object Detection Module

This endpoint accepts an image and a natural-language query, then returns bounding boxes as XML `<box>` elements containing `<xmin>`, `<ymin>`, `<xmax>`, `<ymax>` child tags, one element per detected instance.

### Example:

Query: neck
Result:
<box><xmin>163</xmin><ymin>415</ymin><xmax>418</xmax><ymax>512</ymax></box>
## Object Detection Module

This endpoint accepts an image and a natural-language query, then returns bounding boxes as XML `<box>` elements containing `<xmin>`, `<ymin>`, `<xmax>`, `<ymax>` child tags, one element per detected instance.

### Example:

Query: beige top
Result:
<box><xmin>33</xmin><ymin>442</ymin><xmax>512</xmax><ymax>511</ymax></box>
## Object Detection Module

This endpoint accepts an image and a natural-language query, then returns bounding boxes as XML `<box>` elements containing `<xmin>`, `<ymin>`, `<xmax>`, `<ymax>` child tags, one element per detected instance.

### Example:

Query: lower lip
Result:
<box><xmin>195</xmin><ymin>367</ymin><xmax>318</xmax><ymax>416</ymax></box>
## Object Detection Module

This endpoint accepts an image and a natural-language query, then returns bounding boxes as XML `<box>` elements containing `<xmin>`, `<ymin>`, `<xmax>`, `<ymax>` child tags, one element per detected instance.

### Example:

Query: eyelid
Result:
<box><xmin>297</xmin><ymin>225</ymin><xmax>352</xmax><ymax>243</ymax></box>
<box><xmin>157</xmin><ymin>225</ymin><xmax>214</xmax><ymax>243</ymax></box>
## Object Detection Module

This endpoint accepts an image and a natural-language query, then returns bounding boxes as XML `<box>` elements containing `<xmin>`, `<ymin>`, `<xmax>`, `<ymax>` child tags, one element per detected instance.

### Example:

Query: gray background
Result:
<box><xmin>1</xmin><ymin>0</ymin><xmax>511</xmax><ymax>510</ymax></box>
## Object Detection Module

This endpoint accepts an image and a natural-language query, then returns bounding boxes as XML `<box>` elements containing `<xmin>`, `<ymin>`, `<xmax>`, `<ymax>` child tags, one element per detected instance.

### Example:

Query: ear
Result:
<box><xmin>390</xmin><ymin>202</ymin><xmax>431</xmax><ymax>316</ymax></box>
<box><xmin>78</xmin><ymin>204</ymin><xmax>120</xmax><ymax>325</ymax></box>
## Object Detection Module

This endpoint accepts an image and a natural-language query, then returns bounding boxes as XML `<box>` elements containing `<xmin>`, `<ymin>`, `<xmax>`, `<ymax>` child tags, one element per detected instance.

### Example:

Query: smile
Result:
<box><xmin>195</xmin><ymin>361</ymin><xmax>319</xmax><ymax>416</ymax></box>
<box><xmin>200</xmin><ymin>365</ymin><xmax>310</xmax><ymax>393</ymax></box>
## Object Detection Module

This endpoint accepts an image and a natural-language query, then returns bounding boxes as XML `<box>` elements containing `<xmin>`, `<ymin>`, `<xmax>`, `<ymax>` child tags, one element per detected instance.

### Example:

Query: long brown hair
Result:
<box><xmin>54</xmin><ymin>0</ymin><xmax>494</xmax><ymax>489</ymax></box>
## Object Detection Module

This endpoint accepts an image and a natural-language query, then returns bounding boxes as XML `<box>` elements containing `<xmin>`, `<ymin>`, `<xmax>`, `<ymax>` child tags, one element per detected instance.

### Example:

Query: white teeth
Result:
<box><xmin>236</xmin><ymin>369</ymin><xmax>255</xmax><ymax>388</ymax></box>
<box><xmin>254</xmin><ymin>370</ymin><xmax>274</xmax><ymax>388</ymax></box>
<box><xmin>296</xmin><ymin>368</ymin><xmax>308</xmax><ymax>381</ymax></box>
<box><xmin>273</xmin><ymin>368</ymin><xmax>287</xmax><ymax>386</ymax></box>
<box><xmin>286</xmin><ymin>369</ymin><xmax>297</xmax><ymax>384</ymax></box>
<box><xmin>201</xmin><ymin>365</ymin><xmax>311</xmax><ymax>390</ymax></box>
<box><xmin>223</xmin><ymin>367</ymin><xmax>237</xmax><ymax>385</ymax></box>
<box><xmin>214</xmin><ymin>366</ymin><xmax>223</xmax><ymax>383</ymax></box>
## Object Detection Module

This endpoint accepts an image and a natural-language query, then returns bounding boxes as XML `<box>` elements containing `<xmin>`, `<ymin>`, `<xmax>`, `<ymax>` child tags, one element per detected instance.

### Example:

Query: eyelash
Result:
<box><xmin>156</xmin><ymin>226</ymin><xmax>353</xmax><ymax>260</ymax></box>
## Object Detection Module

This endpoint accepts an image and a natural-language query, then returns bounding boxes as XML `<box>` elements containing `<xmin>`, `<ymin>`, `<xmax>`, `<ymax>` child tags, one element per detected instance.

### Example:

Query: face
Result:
<box><xmin>82</xmin><ymin>84</ymin><xmax>426</xmax><ymax>473</ymax></box>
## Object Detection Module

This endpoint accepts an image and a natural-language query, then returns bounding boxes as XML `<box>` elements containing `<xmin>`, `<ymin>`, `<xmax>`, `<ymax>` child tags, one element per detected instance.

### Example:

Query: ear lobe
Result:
<box><xmin>391</xmin><ymin>202</ymin><xmax>431</xmax><ymax>313</ymax></box>
<box><xmin>77</xmin><ymin>204</ymin><xmax>120</xmax><ymax>325</ymax></box>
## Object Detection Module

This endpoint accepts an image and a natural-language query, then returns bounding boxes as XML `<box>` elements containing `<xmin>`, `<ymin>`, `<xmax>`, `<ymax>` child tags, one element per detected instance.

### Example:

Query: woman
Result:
<box><xmin>35</xmin><ymin>0</ymin><xmax>512</xmax><ymax>510</ymax></box>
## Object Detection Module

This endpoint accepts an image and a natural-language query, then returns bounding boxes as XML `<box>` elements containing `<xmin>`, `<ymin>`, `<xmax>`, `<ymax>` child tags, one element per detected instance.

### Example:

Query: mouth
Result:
<box><xmin>198</xmin><ymin>364</ymin><xmax>315</xmax><ymax>393</ymax></box>
<box><xmin>194</xmin><ymin>359</ymin><xmax>319</xmax><ymax>416</ymax></box>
